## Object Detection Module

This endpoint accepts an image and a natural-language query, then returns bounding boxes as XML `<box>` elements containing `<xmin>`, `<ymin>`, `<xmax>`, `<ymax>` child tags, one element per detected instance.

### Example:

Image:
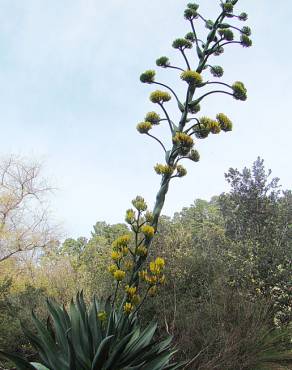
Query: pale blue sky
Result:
<box><xmin>0</xmin><ymin>0</ymin><xmax>291</xmax><ymax>238</ymax></box>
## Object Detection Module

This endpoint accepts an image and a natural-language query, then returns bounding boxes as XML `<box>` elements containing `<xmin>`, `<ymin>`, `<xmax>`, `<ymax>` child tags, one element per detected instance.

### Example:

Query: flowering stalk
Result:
<box><xmin>109</xmin><ymin>0</ymin><xmax>252</xmax><ymax>315</ymax></box>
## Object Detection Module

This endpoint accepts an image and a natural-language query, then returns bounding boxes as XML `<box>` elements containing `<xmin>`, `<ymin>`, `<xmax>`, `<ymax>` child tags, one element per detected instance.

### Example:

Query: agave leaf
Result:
<box><xmin>91</xmin><ymin>335</ymin><xmax>114</xmax><ymax>370</ymax></box>
<box><xmin>88</xmin><ymin>298</ymin><xmax>102</xmax><ymax>352</ymax></box>
<box><xmin>46</xmin><ymin>317</ymin><xmax>55</xmax><ymax>342</ymax></box>
<box><xmin>21</xmin><ymin>323</ymin><xmax>51</xmax><ymax>368</ymax></box>
<box><xmin>123</xmin><ymin>322</ymin><xmax>157</xmax><ymax>360</ymax></box>
<box><xmin>46</xmin><ymin>299</ymin><xmax>68</xmax><ymax>352</ymax></box>
<box><xmin>0</xmin><ymin>351</ymin><xmax>37</xmax><ymax>370</ymax></box>
<box><xmin>69</xmin><ymin>299</ymin><xmax>83</xmax><ymax>357</ymax></box>
<box><xmin>30</xmin><ymin>363</ymin><xmax>50</xmax><ymax>370</ymax></box>
<box><xmin>106</xmin><ymin>310</ymin><xmax>117</xmax><ymax>337</ymax></box>
<box><xmin>103</xmin><ymin>331</ymin><xmax>135</xmax><ymax>369</ymax></box>
<box><xmin>105</xmin><ymin>296</ymin><xmax>112</xmax><ymax>311</ymax></box>
<box><xmin>31</xmin><ymin>311</ymin><xmax>61</xmax><ymax>370</ymax></box>
<box><xmin>130</xmin><ymin>344</ymin><xmax>171</xmax><ymax>366</ymax></box>
<box><xmin>75</xmin><ymin>293</ymin><xmax>93</xmax><ymax>361</ymax></box>
<box><xmin>163</xmin><ymin>360</ymin><xmax>188</xmax><ymax>369</ymax></box>
<box><xmin>141</xmin><ymin>350</ymin><xmax>177</xmax><ymax>370</ymax></box>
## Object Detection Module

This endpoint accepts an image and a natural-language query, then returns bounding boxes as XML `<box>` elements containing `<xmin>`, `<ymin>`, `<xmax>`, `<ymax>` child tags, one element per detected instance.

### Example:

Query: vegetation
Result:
<box><xmin>0</xmin><ymin>1</ymin><xmax>291</xmax><ymax>370</ymax></box>
<box><xmin>1</xmin><ymin>158</ymin><xmax>291</xmax><ymax>369</ymax></box>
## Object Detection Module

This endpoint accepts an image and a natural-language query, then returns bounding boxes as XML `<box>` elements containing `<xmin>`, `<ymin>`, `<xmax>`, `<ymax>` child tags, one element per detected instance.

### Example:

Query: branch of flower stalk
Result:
<box><xmin>158</xmin><ymin>103</ymin><xmax>174</xmax><ymax>134</ymax></box>
<box><xmin>180</xmin><ymin>49</ymin><xmax>191</xmax><ymax>70</ymax></box>
<box><xmin>189</xmin><ymin>19</ymin><xmax>200</xmax><ymax>51</ymax></box>
<box><xmin>206</xmin><ymin>36</ymin><xmax>224</xmax><ymax>55</ymax></box>
<box><xmin>165</xmin><ymin>65</ymin><xmax>185</xmax><ymax>72</ymax></box>
<box><xmin>197</xmin><ymin>13</ymin><xmax>226</xmax><ymax>72</ymax></box>
<box><xmin>179</xmin><ymin>86</ymin><xmax>191</xmax><ymax>131</ymax></box>
<box><xmin>131</xmin><ymin>286</ymin><xmax>151</xmax><ymax>316</ymax></box>
<box><xmin>169</xmin><ymin>145</ymin><xmax>184</xmax><ymax>161</ymax></box>
<box><xmin>159</xmin><ymin>118</ymin><xmax>177</xmax><ymax>129</ymax></box>
<box><xmin>197</xmin><ymin>13</ymin><xmax>208</xmax><ymax>23</ymax></box>
<box><xmin>146</xmin><ymin>133</ymin><xmax>166</xmax><ymax>153</ymax></box>
<box><xmin>206</xmin><ymin>81</ymin><xmax>232</xmax><ymax>89</ymax></box>
<box><xmin>153</xmin><ymin>82</ymin><xmax>182</xmax><ymax>107</ymax></box>
<box><xmin>112</xmin><ymin>281</ymin><xmax>120</xmax><ymax>308</ymax></box>
<box><xmin>220</xmin><ymin>41</ymin><xmax>242</xmax><ymax>47</ymax></box>
<box><xmin>184</xmin><ymin>120</ymin><xmax>200</xmax><ymax>134</ymax></box>
<box><xmin>196</xmin><ymin>90</ymin><xmax>233</xmax><ymax>104</ymax></box>
<box><xmin>174</xmin><ymin>156</ymin><xmax>191</xmax><ymax>165</ymax></box>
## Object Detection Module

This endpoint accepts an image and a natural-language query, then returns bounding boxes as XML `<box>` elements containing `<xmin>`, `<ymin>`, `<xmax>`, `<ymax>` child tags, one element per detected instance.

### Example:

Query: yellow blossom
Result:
<box><xmin>108</xmin><ymin>264</ymin><xmax>118</xmax><ymax>275</ymax></box>
<box><xmin>155</xmin><ymin>257</ymin><xmax>165</xmax><ymax>269</ymax></box>
<box><xmin>125</xmin><ymin>260</ymin><xmax>134</xmax><ymax>271</ymax></box>
<box><xmin>136</xmin><ymin>245</ymin><xmax>148</xmax><ymax>256</ymax></box>
<box><xmin>159</xmin><ymin>275</ymin><xmax>166</xmax><ymax>285</ymax></box>
<box><xmin>113</xmin><ymin>269</ymin><xmax>126</xmax><ymax>281</ymax></box>
<box><xmin>141</xmin><ymin>225</ymin><xmax>155</xmax><ymax>238</ymax></box>
<box><xmin>131</xmin><ymin>294</ymin><xmax>141</xmax><ymax>305</ymax></box>
<box><xmin>121</xmin><ymin>247</ymin><xmax>129</xmax><ymax>256</ymax></box>
<box><xmin>125</xmin><ymin>285</ymin><xmax>137</xmax><ymax>296</ymax></box>
<box><xmin>97</xmin><ymin>311</ymin><xmax>107</xmax><ymax>321</ymax></box>
<box><xmin>124</xmin><ymin>302</ymin><xmax>134</xmax><ymax>314</ymax></box>
<box><xmin>148</xmin><ymin>286</ymin><xmax>157</xmax><ymax>296</ymax></box>
<box><xmin>150</xmin><ymin>261</ymin><xmax>161</xmax><ymax>275</ymax></box>
<box><xmin>112</xmin><ymin>235</ymin><xmax>131</xmax><ymax>249</ymax></box>
<box><xmin>111</xmin><ymin>251</ymin><xmax>122</xmax><ymax>261</ymax></box>
<box><xmin>139</xmin><ymin>270</ymin><xmax>148</xmax><ymax>281</ymax></box>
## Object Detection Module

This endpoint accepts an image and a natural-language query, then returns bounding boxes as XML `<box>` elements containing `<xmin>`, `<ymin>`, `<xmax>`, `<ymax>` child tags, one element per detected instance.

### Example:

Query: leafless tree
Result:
<box><xmin>0</xmin><ymin>155</ymin><xmax>57</xmax><ymax>262</ymax></box>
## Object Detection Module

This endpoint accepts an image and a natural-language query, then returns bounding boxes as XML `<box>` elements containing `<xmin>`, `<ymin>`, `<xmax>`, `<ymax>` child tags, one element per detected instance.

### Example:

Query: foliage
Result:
<box><xmin>0</xmin><ymin>292</ymin><xmax>182</xmax><ymax>370</ymax></box>
<box><xmin>218</xmin><ymin>157</ymin><xmax>292</xmax><ymax>324</ymax></box>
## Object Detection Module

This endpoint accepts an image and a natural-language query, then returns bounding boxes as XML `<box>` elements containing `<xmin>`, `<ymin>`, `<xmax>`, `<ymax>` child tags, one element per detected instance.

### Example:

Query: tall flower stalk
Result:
<box><xmin>108</xmin><ymin>0</ymin><xmax>252</xmax><ymax>315</ymax></box>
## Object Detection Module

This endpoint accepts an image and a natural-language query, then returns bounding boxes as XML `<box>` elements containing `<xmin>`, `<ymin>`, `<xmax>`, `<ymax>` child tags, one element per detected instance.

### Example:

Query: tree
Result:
<box><xmin>219</xmin><ymin>158</ymin><xmax>292</xmax><ymax>324</ymax></box>
<box><xmin>0</xmin><ymin>156</ymin><xmax>57</xmax><ymax>262</ymax></box>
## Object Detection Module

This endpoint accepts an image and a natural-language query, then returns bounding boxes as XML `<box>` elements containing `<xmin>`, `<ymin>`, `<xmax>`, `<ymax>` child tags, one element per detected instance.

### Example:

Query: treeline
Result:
<box><xmin>0</xmin><ymin>157</ymin><xmax>291</xmax><ymax>369</ymax></box>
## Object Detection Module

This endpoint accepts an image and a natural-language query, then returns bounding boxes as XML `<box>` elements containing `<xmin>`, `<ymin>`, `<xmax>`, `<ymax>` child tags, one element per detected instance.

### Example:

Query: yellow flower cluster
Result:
<box><xmin>139</xmin><ymin>257</ymin><xmax>166</xmax><ymax>296</ymax></box>
<box><xmin>141</xmin><ymin>225</ymin><xmax>155</xmax><ymax>239</ymax></box>
<box><xmin>97</xmin><ymin>311</ymin><xmax>107</xmax><ymax>322</ymax></box>
<box><xmin>180</xmin><ymin>70</ymin><xmax>203</xmax><ymax>86</ymax></box>
<box><xmin>132</xmin><ymin>196</ymin><xmax>147</xmax><ymax>211</ymax></box>
<box><xmin>112</xmin><ymin>235</ymin><xmax>131</xmax><ymax>248</ymax></box>
<box><xmin>172</xmin><ymin>132</ymin><xmax>194</xmax><ymax>147</ymax></box>
<box><xmin>123</xmin><ymin>285</ymin><xmax>141</xmax><ymax>314</ymax></box>
<box><xmin>145</xmin><ymin>111</ymin><xmax>160</xmax><ymax>124</ymax></box>
<box><xmin>216</xmin><ymin>113</ymin><xmax>233</xmax><ymax>132</ymax></box>
<box><xmin>176</xmin><ymin>165</ymin><xmax>187</xmax><ymax>177</ymax></box>
<box><xmin>113</xmin><ymin>269</ymin><xmax>126</xmax><ymax>281</ymax></box>
<box><xmin>123</xmin><ymin>302</ymin><xmax>134</xmax><ymax>314</ymax></box>
<box><xmin>125</xmin><ymin>208</ymin><xmax>135</xmax><ymax>224</ymax></box>
<box><xmin>108</xmin><ymin>234</ymin><xmax>132</xmax><ymax>281</ymax></box>
<box><xmin>207</xmin><ymin>120</ymin><xmax>221</xmax><ymax>134</ymax></box>
<box><xmin>154</xmin><ymin>163</ymin><xmax>174</xmax><ymax>176</ymax></box>
<box><xmin>150</xmin><ymin>90</ymin><xmax>171</xmax><ymax>104</ymax></box>
<box><xmin>136</xmin><ymin>245</ymin><xmax>148</xmax><ymax>256</ymax></box>
<box><xmin>136</xmin><ymin>121</ymin><xmax>152</xmax><ymax>134</ymax></box>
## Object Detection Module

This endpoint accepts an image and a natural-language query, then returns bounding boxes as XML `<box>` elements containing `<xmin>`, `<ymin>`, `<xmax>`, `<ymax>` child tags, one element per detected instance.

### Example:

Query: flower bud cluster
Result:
<box><xmin>193</xmin><ymin>113</ymin><xmax>233</xmax><ymax>138</ymax></box>
<box><xmin>210</xmin><ymin>65</ymin><xmax>224</xmax><ymax>78</ymax></box>
<box><xmin>180</xmin><ymin>70</ymin><xmax>203</xmax><ymax>86</ymax></box>
<box><xmin>156</xmin><ymin>56</ymin><xmax>170</xmax><ymax>68</ymax></box>
<box><xmin>140</xmin><ymin>70</ymin><xmax>155</xmax><ymax>84</ymax></box>
<box><xmin>172</xmin><ymin>38</ymin><xmax>193</xmax><ymax>50</ymax></box>
<box><xmin>172</xmin><ymin>132</ymin><xmax>194</xmax><ymax>148</ymax></box>
<box><xmin>145</xmin><ymin>111</ymin><xmax>160</xmax><ymax>124</ymax></box>
<box><xmin>139</xmin><ymin>257</ymin><xmax>166</xmax><ymax>296</ymax></box>
<box><xmin>123</xmin><ymin>285</ymin><xmax>140</xmax><ymax>314</ymax></box>
<box><xmin>136</xmin><ymin>121</ymin><xmax>152</xmax><ymax>134</ymax></box>
<box><xmin>150</xmin><ymin>90</ymin><xmax>171</xmax><ymax>104</ymax></box>
<box><xmin>232</xmin><ymin>81</ymin><xmax>247</xmax><ymax>100</ymax></box>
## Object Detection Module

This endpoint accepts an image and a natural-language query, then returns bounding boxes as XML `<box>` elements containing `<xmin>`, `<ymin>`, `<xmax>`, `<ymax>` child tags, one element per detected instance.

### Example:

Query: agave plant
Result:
<box><xmin>0</xmin><ymin>292</ymin><xmax>183</xmax><ymax>370</ymax></box>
